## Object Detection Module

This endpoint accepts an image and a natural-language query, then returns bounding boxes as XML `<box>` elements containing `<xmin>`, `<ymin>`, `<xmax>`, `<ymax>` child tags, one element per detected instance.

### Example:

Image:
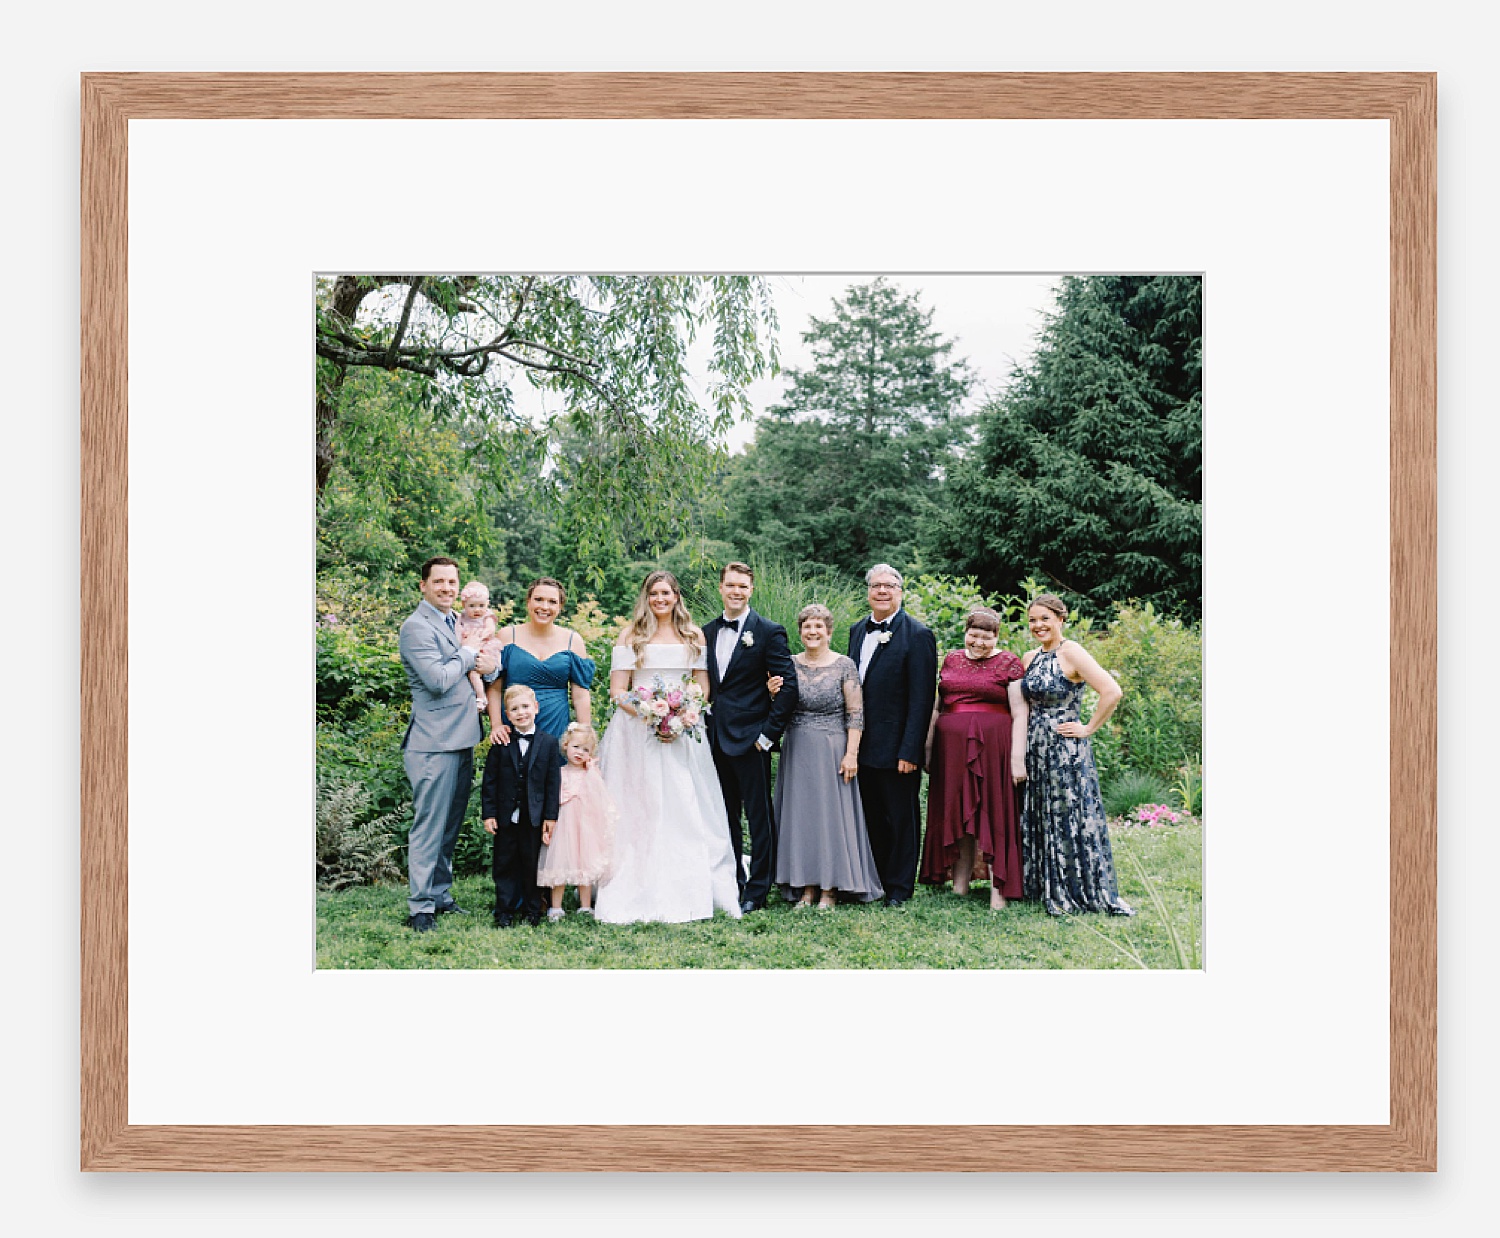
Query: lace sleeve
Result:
<box><xmin>840</xmin><ymin>656</ymin><xmax>865</xmax><ymax>731</ymax></box>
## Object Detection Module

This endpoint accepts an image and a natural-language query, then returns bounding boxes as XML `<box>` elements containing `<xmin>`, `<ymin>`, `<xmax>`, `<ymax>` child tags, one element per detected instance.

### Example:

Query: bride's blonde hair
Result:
<box><xmin>622</xmin><ymin>570</ymin><xmax>702</xmax><ymax>662</ymax></box>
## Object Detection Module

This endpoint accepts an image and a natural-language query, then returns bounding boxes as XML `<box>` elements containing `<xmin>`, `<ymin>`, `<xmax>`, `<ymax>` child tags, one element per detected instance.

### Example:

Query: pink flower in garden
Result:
<box><xmin>1133</xmin><ymin>803</ymin><xmax>1182</xmax><ymax>826</ymax></box>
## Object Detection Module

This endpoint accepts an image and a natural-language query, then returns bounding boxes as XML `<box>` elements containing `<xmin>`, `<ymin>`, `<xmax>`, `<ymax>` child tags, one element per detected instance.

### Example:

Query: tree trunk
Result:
<box><xmin>315</xmin><ymin>277</ymin><xmax>375</xmax><ymax>495</ymax></box>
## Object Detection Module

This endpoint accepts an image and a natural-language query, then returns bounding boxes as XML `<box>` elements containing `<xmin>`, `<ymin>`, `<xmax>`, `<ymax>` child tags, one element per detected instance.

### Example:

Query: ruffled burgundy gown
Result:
<box><xmin>920</xmin><ymin>649</ymin><xmax>1026</xmax><ymax>897</ymax></box>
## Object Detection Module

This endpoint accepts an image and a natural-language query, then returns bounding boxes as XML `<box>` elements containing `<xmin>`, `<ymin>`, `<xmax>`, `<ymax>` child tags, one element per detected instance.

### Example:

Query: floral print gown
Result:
<box><xmin>1019</xmin><ymin>648</ymin><xmax>1133</xmax><ymax>916</ymax></box>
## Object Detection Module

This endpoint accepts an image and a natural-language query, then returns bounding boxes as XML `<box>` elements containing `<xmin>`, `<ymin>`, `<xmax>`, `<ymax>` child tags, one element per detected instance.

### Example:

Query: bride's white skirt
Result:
<box><xmin>594</xmin><ymin>709</ymin><xmax>743</xmax><ymax>924</ymax></box>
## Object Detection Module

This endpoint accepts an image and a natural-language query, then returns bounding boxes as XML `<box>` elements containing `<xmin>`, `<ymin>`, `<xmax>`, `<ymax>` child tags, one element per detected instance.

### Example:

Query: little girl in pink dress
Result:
<box><xmin>538</xmin><ymin>723</ymin><xmax>618</xmax><ymax>920</ymax></box>
<box><xmin>457</xmin><ymin>582</ymin><xmax>504</xmax><ymax>709</ymax></box>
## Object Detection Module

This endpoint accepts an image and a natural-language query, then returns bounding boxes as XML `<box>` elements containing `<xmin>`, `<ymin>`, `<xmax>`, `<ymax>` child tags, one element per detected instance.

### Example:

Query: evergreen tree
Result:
<box><xmin>713</xmin><ymin>278</ymin><xmax>973</xmax><ymax>575</ymax></box>
<box><xmin>930</xmin><ymin>275</ymin><xmax>1202</xmax><ymax>619</ymax></box>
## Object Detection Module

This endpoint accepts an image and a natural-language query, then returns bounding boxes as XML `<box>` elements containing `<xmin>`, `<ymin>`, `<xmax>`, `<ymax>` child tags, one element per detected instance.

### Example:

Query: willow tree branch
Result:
<box><xmin>386</xmin><ymin>279</ymin><xmax>424</xmax><ymax>367</ymax></box>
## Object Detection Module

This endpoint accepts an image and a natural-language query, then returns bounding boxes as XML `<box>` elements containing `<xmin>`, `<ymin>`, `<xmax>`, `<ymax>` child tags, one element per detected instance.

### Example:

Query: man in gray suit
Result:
<box><xmin>399</xmin><ymin>556</ymin><xmax>500</xmax><ymax>932</ymax></box>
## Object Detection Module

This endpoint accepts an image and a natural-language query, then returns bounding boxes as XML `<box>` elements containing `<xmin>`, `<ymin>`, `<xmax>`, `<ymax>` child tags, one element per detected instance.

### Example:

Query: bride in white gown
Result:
<box><xmin>594</xmin><ymin>571</ymin><xmax>743</xmax><ymax>924</ymax></box>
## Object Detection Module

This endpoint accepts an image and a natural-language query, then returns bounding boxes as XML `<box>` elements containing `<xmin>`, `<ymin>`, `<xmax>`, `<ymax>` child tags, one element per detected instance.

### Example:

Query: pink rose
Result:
<box><xmin>651</xmin><ymin>700</ymin><xmax>671</xmax><ymax>718</ymax></box>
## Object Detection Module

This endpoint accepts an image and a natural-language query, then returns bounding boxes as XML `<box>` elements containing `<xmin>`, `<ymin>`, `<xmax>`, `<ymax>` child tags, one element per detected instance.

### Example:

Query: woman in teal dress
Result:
<box><xmin>484</xmin><ymin>577</ymin><xmax>596</xmax><ymax>743</ymax></box>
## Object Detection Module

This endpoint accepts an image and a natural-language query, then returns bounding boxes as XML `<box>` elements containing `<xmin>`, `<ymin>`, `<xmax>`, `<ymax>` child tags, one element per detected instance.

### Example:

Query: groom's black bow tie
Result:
<box><xmin>870</xmin><ymin>620</ymin><xmax>892</xmax><ymax>632</ymax></box>
<box><xmin>722</xmin><ymin>618</ymin><xmax>741</xmax><ymax>632</ymax></box>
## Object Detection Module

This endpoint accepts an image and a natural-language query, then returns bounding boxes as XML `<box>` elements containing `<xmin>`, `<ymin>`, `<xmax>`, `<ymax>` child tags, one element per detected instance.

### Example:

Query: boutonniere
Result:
<box><xmin>740</xmin><ymin>630</ymin><xmax>755</xmax><ymax>648</ymax></box>
<box><xmin>876</xmin><ymin>631</ymin><xmax>892</xmax><ymax>646</ymax></box>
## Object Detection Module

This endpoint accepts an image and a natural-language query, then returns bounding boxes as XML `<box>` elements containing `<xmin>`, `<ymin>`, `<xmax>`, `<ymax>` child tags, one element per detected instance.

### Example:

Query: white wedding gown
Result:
<box><xmin>594</xmin><ymin>642</ymin><xmax>743</xmax><ymax>924</ymax></box>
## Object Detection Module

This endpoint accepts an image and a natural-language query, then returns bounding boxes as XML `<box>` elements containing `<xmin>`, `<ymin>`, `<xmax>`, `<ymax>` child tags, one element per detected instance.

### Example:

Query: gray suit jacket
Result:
<box><xmin>399</xmin><ymin>599</ymin><xmax>483</xmax><ymax>752</ymax></box>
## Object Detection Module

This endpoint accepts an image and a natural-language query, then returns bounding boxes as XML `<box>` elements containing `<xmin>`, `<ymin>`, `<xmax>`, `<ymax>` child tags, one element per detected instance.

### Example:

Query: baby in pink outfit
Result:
<box><xmin>458</xmin><ymin>582</ymin><xmax>504</xmax><ymax>709</ymax></box>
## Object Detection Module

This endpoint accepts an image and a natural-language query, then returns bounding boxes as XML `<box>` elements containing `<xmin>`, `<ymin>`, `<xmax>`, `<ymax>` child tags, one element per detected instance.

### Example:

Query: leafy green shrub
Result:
<box><xmin>316</xmin><ymin>777</ymin><xmax>405</xmax><ymax>890</ymax></box>
<box><xmin>317</xmin><ymin>701</ymin><xmax>413</xmax><ymax>819</ymax></box>
<box><xmin>903</xmin><ymin>572</ymin><xmax>996</xmax><ymax>654</ymax></box>
<box><xmin>315</xmin><ymin>571</ymin><xmax>410</xmax><ymax>722</ymax></box>
<box><xmin>1091</xmin><ymin>603</ymin><xmax>1202</xmax><ymax>783</ymax></box>
<box><xmin>905</xmin><ymin>572</ymin><xmax>1094</xmax><ymax>656</ymax></box>
<box><xmin>1102</xmin><ymin>770</ymin><xmax>1176</xmax><ymax>818</ymax></box>
<box><xmin>561</xmin><ymin>593</ymin><xmax>629</xmax><ymax>729</ymax></box>
<box><xmin>316</xmin><ymin>624</ymin><xmax>409</xmax><ymax>721</ymax></box>
<box><xmin>452</xmin><ymin>778</ymin><xmax>493</xmax><ymax>878</ymax></box>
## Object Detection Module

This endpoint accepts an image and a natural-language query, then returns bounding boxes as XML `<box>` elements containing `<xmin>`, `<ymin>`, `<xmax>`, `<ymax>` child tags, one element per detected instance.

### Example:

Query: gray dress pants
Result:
<box><xmin>404</xmin><ymin>747</ymin><xmax>474</xmax><ymax>915</ymax></box>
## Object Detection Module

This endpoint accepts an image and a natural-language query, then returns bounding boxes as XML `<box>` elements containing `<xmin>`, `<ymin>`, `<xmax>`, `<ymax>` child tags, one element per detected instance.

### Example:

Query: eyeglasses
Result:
<box><xmin>869</xmin><ymin>582</ymin><xmax>901</xmax><ymax>591</ymax></box>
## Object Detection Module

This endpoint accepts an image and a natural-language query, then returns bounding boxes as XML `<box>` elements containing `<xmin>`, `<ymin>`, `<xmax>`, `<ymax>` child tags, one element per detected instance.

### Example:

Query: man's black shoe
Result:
<box><xmin>493</xmin><ymin>913</ymin><xmax>514</xmax><ymax>928</ymax></box>
<box><xmin>884</xmin><ymin>897</ymin><xmax>908</xmax><ymax>909</ymax></box>
<box><xmin>525</xmin><ymin>911</ymin><xmax>543</xmax><ymax>927</ymax></box>
<box><xmin>436</xmin><ymin>903</ymin><xmax>470</xmax><ymax>916</ymax></box>
<box><xmin>739</xmin><ymin>899</ymin><xmax>761</xmax><ymax>915</ymax></box>
<box><xmin>408</xmin><ymin>912</ymin><xmax>436</xmax><ymax>932</ymax></box>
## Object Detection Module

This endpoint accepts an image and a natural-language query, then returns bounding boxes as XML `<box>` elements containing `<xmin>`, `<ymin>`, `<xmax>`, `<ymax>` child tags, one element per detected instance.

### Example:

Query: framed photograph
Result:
<box><xmin>82</xmin><ymin>72</ymin><xmax>1434</xmax><ymax>1170</ymax></box>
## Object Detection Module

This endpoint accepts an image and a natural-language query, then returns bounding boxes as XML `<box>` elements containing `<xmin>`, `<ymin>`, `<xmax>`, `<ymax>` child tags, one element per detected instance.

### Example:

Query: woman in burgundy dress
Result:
<box><xmin>920</xmin><ymin>608</ymin><xmax>1029</xmax><ymax>909</ymax></box>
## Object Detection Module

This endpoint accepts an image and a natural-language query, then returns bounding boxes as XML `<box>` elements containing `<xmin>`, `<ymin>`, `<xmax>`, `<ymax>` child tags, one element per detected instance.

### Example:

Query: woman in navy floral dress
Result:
<box><xmin>1019</xmin><ymin>594</ymin><xmax>1133</xmax><ymax>916</ymax></box>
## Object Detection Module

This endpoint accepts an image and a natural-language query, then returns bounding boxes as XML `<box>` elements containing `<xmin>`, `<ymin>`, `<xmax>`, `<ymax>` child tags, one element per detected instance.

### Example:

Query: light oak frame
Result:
<box><xmin>81</xmin><ymin>72</ymin><xmax>1436</xmax><ymax>1171</ymax></box>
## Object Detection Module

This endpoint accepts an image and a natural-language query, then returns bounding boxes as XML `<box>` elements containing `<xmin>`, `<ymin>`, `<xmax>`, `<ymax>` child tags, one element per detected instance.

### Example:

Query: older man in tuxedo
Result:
<box><xmin>398</xmin><ymin>556</ymin><xmax>499</xmax><ymax>932</ymax></box>
<box><xmin>849</xmin><ymin>563</ymin><xmax>937</xmax><ymax>907</ymax></box>
<box><xmin>703</xmin><ymin>561</ymin><xmax>798</xmax><ymax>913</ymax></box>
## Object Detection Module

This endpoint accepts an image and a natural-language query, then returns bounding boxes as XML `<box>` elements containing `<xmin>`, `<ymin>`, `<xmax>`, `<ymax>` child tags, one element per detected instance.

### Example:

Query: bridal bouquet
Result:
<box><xmin>623</xmin><ymin>674</ymin><xmax>710</xmax><ymax>743</ymax></box>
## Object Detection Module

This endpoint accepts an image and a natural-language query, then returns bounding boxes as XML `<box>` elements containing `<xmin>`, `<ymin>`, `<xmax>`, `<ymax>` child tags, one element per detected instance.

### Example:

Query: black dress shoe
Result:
<box><xmin>884</xmin><ymin>896</ymin><xmax>908</xmax><ymax>908</ymax></box>
<box><xmin>436</xmin><ymin>903</ymin><xmax>470</xmax><ymax>915</ymax></box>
<box><xmin>525</xmin><ymin>911</ymin><xmax>543</xmax><ymax>927</ymax></box>
<box><xmin>408</xmin><ymin>912</ymin><xmax>436</xmax><ymax>932</ymax></box>
<box><xmin>493</xmin><ymin>913</ymin><xmax>514</xmax><ymax>928</ymax></box>
<box><xmin>739</xmin><ymin>899</ymin><xmax>761</xmax><ymax>914</ymax></box>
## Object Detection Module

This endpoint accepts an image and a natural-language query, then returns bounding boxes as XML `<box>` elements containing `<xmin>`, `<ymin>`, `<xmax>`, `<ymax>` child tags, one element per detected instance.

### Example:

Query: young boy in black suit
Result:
<box><xmin>481</xmin><ymin>685</ymin><xmax>563</xmax><ymax>927</ymax></box>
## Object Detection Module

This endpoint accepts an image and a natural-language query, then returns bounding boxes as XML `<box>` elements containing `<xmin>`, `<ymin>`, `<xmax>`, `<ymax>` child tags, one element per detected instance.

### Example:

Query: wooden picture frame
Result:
<box><xmin>81</xmin><ymin>71</ymin><xmax>1435</xmax><ymax>1171</ymax></box>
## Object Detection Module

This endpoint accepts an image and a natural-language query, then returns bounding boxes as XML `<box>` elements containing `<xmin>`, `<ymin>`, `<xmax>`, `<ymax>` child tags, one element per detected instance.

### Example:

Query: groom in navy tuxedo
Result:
<box><xmin>703</xmin><ymin>562</ymin><xmax>798</xmax><ymax>913</ymax></box>
<box><xmin>849</xmin><ymin>563</ymin><xmax>937</xmax><ymax>907</ymax></box>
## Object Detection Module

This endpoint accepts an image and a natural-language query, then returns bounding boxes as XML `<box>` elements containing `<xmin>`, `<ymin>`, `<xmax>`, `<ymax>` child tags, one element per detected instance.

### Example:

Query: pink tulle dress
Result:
<box><xmin>457</xmin><ymin>611</ymin><xmax>504</xmax><ymax>662</ymax></box>
<box><xmin>537</xmin><ymin>764</ymin><xmax>618</xmax><ymax>887</ymax></box>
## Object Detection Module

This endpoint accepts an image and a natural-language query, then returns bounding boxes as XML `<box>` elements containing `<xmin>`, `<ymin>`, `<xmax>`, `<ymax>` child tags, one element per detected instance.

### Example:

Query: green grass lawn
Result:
<box><xmin>316</xmin><ymin>820</ymin><xmax>1201</xmax><ymax>970</ymax></box>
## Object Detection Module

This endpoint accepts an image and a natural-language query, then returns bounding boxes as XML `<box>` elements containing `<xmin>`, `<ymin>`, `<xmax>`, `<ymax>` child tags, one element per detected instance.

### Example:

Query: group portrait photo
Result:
<box><xmin>315</xmin><ymin>271</ymin><xmax>1203</xmax><ymax>970</ymax></box>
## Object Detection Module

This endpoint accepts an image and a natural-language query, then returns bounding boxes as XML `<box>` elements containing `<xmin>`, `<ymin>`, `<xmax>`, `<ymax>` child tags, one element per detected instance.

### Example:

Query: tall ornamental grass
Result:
<box><xmin>680</xmin><ymin>557</ymin><xmax>868</xmax><ymax>655</ymax></box>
